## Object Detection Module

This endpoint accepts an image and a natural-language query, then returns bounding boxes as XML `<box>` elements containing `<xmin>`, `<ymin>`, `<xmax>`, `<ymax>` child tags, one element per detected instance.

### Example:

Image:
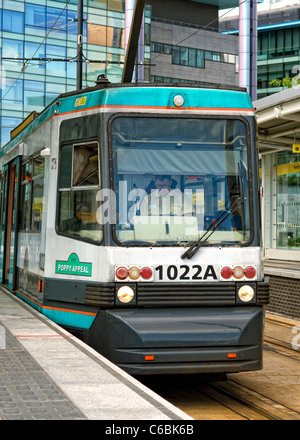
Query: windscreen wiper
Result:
<box><xmin>181</xmin><ymin>196</ymin><xmax>245</xmax><ymax>259</ymax></box>
<box><xmin>181</xmin><ymin>165</ymin><xmax>246</xmax><ymax>260</ymax></box>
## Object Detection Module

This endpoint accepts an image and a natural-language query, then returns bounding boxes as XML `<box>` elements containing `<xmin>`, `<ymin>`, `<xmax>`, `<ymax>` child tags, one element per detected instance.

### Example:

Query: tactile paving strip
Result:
<box><xmin>0</xmin><ymin>327</ymin><xmax>86</xmax><ymax>420</ymax></box>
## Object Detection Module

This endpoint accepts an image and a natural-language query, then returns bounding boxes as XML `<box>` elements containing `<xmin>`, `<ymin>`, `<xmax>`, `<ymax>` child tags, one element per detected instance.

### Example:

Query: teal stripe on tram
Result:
<box><xmin>16</xmin><ymin>291</ymin><xmax>95</xmax><ymax>330</ymax></box>
<box><xmin>1</xmin><ymin>85</ymin><xmax>253</xmax><ymax>159</ymax></box>
<box><xmin>100</xmin><ymin>87</ymin><xmax>254</xmax><ymax>110</ymax></box>
<box><xmin>43</xmin><ymin>308</ymin><xmax>95</xmax><ymax>330</ymax></box>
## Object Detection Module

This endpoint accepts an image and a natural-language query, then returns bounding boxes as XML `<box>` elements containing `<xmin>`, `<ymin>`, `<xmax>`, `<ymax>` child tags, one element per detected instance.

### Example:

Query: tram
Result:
<box><xmin>0</xmin><ymin>81</ymin><xmax>269</xmax><ymax>375</ymax></box>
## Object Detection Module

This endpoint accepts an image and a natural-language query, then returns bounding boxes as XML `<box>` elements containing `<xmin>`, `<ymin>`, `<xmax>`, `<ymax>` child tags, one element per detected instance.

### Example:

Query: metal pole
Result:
<box><xmin>77</xmin><ymin>0</ymin><xmax>83</xmax><ymax>90</ymax></box>
<box><xmin>250</xmin><ymin>0</ymin><xmax>257</xmax><ymax>101</ymax></box>
<box><xmin>122</xmin><ymin>0</ymin><xmax>145</xmax><ymax>83</ymax></box>
<box><xmin>239</xmin><ymin>0</ymin><xmax>251</xmax><ymax>93</ymax></box>
<box><xmin>138</xmin><ymin>14</ymin><xmax>144</xmax><ymax>82</ymax></box>
<box><xmin>124</xmin><ymin>0</ymin><xmax>144</xmax><ymax>83</ymax></box>
<box><xmin>125</xmin><ymin>0</ymin><xmax>136</xmax><ymax>82</ymax></box>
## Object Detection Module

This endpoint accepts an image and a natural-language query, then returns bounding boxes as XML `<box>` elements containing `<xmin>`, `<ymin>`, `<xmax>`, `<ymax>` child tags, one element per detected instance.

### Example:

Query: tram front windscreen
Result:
<box><xmin>110</xmin><ymin>116</ymin><xmax>252</xmax><ymax>246</ymax></box>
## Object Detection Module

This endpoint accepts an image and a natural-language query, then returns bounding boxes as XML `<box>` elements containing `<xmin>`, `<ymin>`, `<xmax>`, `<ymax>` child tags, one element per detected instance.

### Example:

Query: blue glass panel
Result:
<box><xmin>67</xmin><ymin>61</ymin><xmax>76</xmax><ymax>79</ymax></box>
<box><xmin>67</xmin><ymin>9</ymin><xmax>77</xmax><ymax>35</ymax></box>
<box><xmin>24</xmin><ymin>80</ymin><xmax>45</xmax><ymax>92</ymax></box>
<box><xmin>2</xmin><ymin>79</ymin><xmax>23</xmax><ymax>102</ymax></box>
<box><xmin>1</xmin><ymin>127</ymin><xmax>12</xmax><ymax>146</ymax></box>
<box><xmin>46</xmin><ymin>44</ymin><xmax>66</xmax><ymax>57</ymax></box>
<box><xmin>1</xmin><ymin>117</ymin><xmax>23</xmax><ymax>128</ymax></box>
<box><xmin>25</xmin><ymin>41</ymin><xmax>45</xmax><ymax>58</ymax></box>
<box><xmin>47</xmin><ymin>7</ymin><xmax>66</xmax><ymax>32</ymax></box>
<box><xmin>25</xmin><ymin>3</ymin><xmax>46</xmax><ymax>28</ymax></box>
<box><xmin>2</xmin><ymin>39</ymin><xmax>24</xmax><ymax>59</ymax></box>
<box><xmin>197</xmin><ymin>50</ymin><xmax>205</xmax><ymax>68</ymax></box>
<box><xmin>46</xmin><ymin>60</ymin><xmax>67</xmax><ymax>72</ymax></box>
<box><xmin>3</xmin><ymin>10</ymin><xmax>24</xmax><ymax>33</ymax></box>
<box><xmin>67</xmin><ymin>9</ymin><xmax>87</xmax><ymax>36</ymax></box>
<box><xmin>189</xmin><ymin>48</ymin><xmax>196</xmax><ymax>67</ymax></box>
<box><xmin>172</xmin><ymin>47</ymin><xmax>180</xmax><ymax>65</ymax></box>
<box><xmin>46</xmin><ymin>44</ymin><xmax>66</xmax><ymax>72</ymax></box>
<box><xmin>24</xmin><ymin>90</ymin><xmax>44</xmax><ymax>107</ymax></box>
<box><xmin>45</xmin><ymin>93</ymin><xmax>59</xmax><ymax>106</ymax></box>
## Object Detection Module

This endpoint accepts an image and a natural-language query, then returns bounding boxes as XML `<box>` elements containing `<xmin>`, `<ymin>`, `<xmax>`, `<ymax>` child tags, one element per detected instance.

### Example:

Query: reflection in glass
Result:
<box><xmin>111</xmin><ymin>117</ymin><xmax>250</xmax><ymax>246</ymax></box>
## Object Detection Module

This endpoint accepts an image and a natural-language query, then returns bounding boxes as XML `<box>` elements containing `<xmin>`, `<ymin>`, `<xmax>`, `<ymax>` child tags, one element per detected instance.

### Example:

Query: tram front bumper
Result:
<box><xmin>90</xmin><ymin>306</ymin><xmax>264</xmax><ymax>375</ymax></box>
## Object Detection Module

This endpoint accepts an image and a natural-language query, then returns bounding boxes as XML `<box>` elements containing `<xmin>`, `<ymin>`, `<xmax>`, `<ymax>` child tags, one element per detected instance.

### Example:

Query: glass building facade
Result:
<box><xmin>0</xmin><ymin>1</ymin><xmax>240</xmax><ymax>147</ymax></box>
<box><xmin>0</xmin><ymin>0</ymin><xmax>152</xmax><ymax>146</ymax></box>
<box><xmin>257</xmin><ymin>24</ymin><xmax>300</xmax><ymax>98</ymax></box>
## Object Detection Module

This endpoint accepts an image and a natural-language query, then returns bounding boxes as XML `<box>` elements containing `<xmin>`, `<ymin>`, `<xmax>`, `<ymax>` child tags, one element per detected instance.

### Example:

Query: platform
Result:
<box><xmin>0</xmin><ymin>287</ymin><xmax>191</xmax><ymax>420</ymax></box>
<box><xmin>264</xmin><ymin>258</ymin><xmax>300</xmax><ymax>279</ymax></box>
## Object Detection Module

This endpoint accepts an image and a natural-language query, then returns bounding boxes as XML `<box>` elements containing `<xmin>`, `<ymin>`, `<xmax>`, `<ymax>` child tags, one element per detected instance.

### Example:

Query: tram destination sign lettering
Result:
<box><xmin>55</xmin><ymin>253</ymin><xmax>92</xmax><ymax>276</ymax></box>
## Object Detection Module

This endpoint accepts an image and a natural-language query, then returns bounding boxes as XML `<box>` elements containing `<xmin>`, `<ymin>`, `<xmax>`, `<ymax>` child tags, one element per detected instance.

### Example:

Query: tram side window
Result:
<box><xmin>19</xmin><ymin>161</ymin><xmax>33</xmax><ymax>232</ymax></box>
<box><xmin>58</xmin><ymin>142</ymin><xmax>102</xmax><ymax>243</ymax></box>
<box><xmin>32</xmin><ymin>157</ymin><xmax>44</xmax><ymax>232</ymax></box>
<box><xmin>19</xmin><ymin>158</ymin><xmax>44</xmax><ymax>232</ymax></box>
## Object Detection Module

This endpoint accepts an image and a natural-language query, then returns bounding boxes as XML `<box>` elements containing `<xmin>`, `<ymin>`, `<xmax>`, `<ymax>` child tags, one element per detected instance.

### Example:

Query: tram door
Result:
<box><xmin>0</xmin><ymin>158</ymin><xmax>20</xmax><ymax>290</ymax></box>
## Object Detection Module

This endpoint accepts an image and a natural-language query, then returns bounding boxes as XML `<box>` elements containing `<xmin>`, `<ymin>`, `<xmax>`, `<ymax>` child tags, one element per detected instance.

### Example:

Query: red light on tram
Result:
<box><xmin>221</xmin><ymin>266</ymin><xmax>233</xmax><ymax>279</ymax></box>
<box><xmin>245</xmin><ymin>266</ymin><xmax>256</xmax><ymax>279</ymax></box>
<box><xmin>227</xmin><ymin>353</ymin><xmax>237</xmax><ymax>359</ymax></box>
<box><xmin>141</xmin><ymin>267</ymin><xmax>152</xmax><ymax>279</ymax></box>
<box><xmin>116</xmin><ymin>267</ymin><xmax>128</xmax><ymax>280</ymax></box>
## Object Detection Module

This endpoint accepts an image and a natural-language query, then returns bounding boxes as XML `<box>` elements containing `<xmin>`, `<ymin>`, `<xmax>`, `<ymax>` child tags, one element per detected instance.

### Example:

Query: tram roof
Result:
<box><xmin>1</xmin><ymin>82</ymin><xmax>252</xmax><ymax>159</ymax></box>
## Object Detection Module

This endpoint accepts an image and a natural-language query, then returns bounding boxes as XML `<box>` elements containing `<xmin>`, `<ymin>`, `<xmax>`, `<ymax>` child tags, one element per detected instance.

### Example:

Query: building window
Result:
<box><xmin>2</xmin><ymin>39</ymin><xmax>24</xmax><ymax>63</ymax></box>
<box><xmin>25</xmin><ymin>4</ymin><xmax>46</xmax><ymax>29</ymax></box>
<box><xmin>24</xmin><ymin>42</ymin><xmax>46</xmax><ymax>69</ymax></box>
<box><xmin>152</xmin><ymin>42</ymin><xmax>235</xmax><ymax>70</ymax></box>
<box><xmin>276</xmin><ymin>151</ymin><xmax>300</xmax><ymax>248</ymax></box>
<box><xmin>3</xmin><ymin>10</ymin><xmax>24</xmax><ymax>33</ymax></box>
<box><xmin>258</xmin><ymin>28</ymin><xmax>300</xmax><ymax>60</ymax></box>
<box><xmin>88</xmin><ymin>0</ymin><xmax>124</xmax><ymax>12</ymax></box>
<box><xmin>47</xmin><ymin>7</ymin><xmax>67</xmax><ymax>33</ymax></box>
<box><xmin>2</xmin><ymin>78</ymin><xmax>23</xmax><ymax>103</ymax></box>
<box><xmin>88</xmin><ymin>23</ymin><xmax>124</xmax><ymax>48</ymax></box>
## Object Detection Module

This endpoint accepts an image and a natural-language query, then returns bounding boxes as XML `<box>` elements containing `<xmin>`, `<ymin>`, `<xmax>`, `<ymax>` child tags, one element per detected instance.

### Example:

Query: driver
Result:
<box><xmin>140</xmin><ymin>175</ymin><xmax>193</xmax><ymax>216</ymax></box>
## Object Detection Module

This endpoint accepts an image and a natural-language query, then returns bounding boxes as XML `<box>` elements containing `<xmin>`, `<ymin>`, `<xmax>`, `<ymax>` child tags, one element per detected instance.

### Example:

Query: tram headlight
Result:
<box><xmin>237</xmin><ymin>285</ymin><xmax>255</xmax><ymax>303</ymax></box>
<box><xmin>116</xmin><ymin>285</ymin><xmax>136</xmax><ymax>305</ymax></box>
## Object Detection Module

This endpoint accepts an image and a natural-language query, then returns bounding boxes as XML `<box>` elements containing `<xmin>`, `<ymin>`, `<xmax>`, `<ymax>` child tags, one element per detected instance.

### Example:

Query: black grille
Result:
<box><xmin>84</xmin><ymin>283</ymin><xmax>114</xmax><ymax>307</ymax></box>
<box><xmin>257</xmin><ymin>279</ymin><xmax>270</xmax><ymax>305</ymax></box>
<box><xmin>84</xmin><ymin>280</ymin><xmax>270</xmax><ymax>308</ymax></box>
<box><xmin>137</xmin><ymin>282</ymin><xmax>236</xmax><ymax>307</ymax></box>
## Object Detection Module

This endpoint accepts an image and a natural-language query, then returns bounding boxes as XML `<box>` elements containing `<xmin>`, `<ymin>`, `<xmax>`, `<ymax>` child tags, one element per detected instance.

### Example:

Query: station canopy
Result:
<box><xmin>254</xmin><ymin>87</ymin><xmax>300</xmax><ymax>154</ymax></box>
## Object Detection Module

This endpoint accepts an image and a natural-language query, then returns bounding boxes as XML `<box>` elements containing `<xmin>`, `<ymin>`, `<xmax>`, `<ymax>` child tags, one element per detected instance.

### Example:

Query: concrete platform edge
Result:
<box><xmin>0</xmin><ymin>287</ymin><xmax>192</xmax><ymax>421</ymax></box>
